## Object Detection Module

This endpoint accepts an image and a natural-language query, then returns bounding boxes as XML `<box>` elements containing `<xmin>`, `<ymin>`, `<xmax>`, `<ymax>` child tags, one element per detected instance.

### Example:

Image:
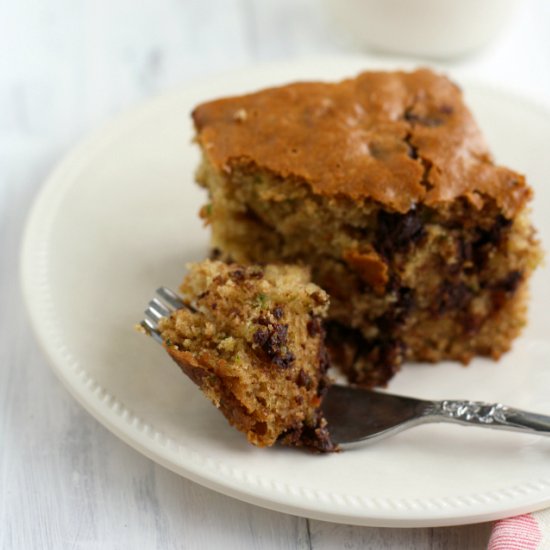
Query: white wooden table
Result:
<box><xmin>2</xmin><ymin>1</ymin><xmax>550</xmax><ymax>548</ymax></box>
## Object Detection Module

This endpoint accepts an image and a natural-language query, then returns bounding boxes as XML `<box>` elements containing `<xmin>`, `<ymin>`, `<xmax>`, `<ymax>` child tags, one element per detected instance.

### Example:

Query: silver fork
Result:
<box><xmin>140</xmin><ymin>286</ymin><xmax>186</xmax><ymax>344</ymax></box>
<box><xmin>141</xmin><ymin>287</ymin><xmax>550</xmax><ymax>445</ymax></box>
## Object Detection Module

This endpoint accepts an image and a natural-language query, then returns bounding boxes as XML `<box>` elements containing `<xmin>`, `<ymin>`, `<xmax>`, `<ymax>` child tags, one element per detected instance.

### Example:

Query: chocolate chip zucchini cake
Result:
<box><xmin>191</xmin><ymin>69</ymin><xmax>542</xmax><ymax>386</ymax></box>
<box><xmin>158</xmin><ymin>260</ymin><xmax>335</xmax><ymax>451</ymax></box>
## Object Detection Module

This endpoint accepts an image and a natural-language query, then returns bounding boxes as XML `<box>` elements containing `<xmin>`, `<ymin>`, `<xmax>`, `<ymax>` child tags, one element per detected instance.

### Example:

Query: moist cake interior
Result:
<box><xmin>199</xmin><ymin>165</ymin><xmax>539</xmax><ymax>385</ymax></box>
<box><xmin>158</xmin><ymin>260</ymin><xmax>335</xmax><ymax>451</ymax></box>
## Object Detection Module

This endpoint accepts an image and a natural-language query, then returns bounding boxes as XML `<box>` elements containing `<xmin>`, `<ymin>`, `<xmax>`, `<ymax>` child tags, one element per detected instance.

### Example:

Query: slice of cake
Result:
<box><xmin>191</xmin><ymin>68</ymin><xmax>542</xmax><ymax>386</ymax></box>
<box><xmin>158</xmin><ymin>260</ymin><xmax>335</xmax><ymax>451</ymax></box>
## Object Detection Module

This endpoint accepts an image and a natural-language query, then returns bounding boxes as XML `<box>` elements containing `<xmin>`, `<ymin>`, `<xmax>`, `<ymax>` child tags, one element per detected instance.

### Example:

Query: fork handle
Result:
<box><xmin>426</xmin><ymin>399</ymin><xmax>550</xmax><ymax>436</ymax></box>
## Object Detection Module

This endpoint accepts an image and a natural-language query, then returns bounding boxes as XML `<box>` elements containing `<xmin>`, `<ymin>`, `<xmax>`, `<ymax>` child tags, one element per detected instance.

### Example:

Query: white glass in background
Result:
<box><xmin>327</xmin><ymin>0</ymin><xmax>522</xmax><ymax>59</ymax></box>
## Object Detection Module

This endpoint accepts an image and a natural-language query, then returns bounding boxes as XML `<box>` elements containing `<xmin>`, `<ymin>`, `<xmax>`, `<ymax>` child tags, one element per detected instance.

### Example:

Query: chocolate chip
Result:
<box><xmin>375</xmin><ymin>340</ymin><xmax>406</xmax><ymax>385</ymax></box>
<box><xmin>490</xmin><ymin>272</ymin><xmax>522</xmax><ymax>313</ymax></box>
<box><xmin>325</xmin><ymin>322</ymin><xmax>362</xmax><ymax>371</ymax></box>
<box><xmin>472</xmin><ymin>215</ymin><xmax>512</xmax><ymax>268</ymax></box>
<box><xmin>307</xmin><ymin>316</ymin><xmax>322</xmax><ymax>337</ymax></box>
<box><xmin>457</xmin><ymin>238</ymin><xmax>473</xmax><ymax>266</ymax></box>
<box><xmin>376</xmin><ymin>209</ymin><xmax>425</xmax><ymax>258</ymax></box>
<box><xmin>325</xmin><ymin>321</ymin><xmax>403</xmax><ymax>387</ymax></box>
<box><xmin>396</xmin><ymin>287</ymin><xmax>415</xmax><ymax>316</ymax></box>
<box><xmin>271</xmin><ymin>324</ymin><xmax>288</xmax><ymax>348</ymax></box>
<box><xmin>209</xmin><ymin>248</ymin><xmax>222</xmax><ymax>260</ymax></box>
<box><xmin>252</xmin><ymin>322</ymin><xmax>294</xmax><ymax>368</ymax></box>
<box><xmin>278</xmin><ymin>424</ymin><xmax>302</xmax><ymax>446</ymax></box>
<box><xmin>282</xmin><ymin>411</ymin><xmax>336</xmax><ymax>453</ymax></box>
<box><xmin>308</xmin><ymin>425</ymin><xmax>337</xmax><ymax>453</ymax></box>
<box><xmin>304</xmin><ymin>429</ymin><xmax>336</xmax><ymax>452</ymax></box>
<box><xmin>254</xmin><ymin>422</ymin><xmax>267</xmax><ymax>436</ymax></box>
<box><xmin>495</xmin><ymin>270</ymin><xmax>523</xmax><ymax>294</ymax></box>
<box><xmin>255</xmin><ymin>314</ymin><xmax>270</xmax><ymax>326</ymax></box>
<box><xmin>385</xmin><ymin>273</ymin><xmax>401</xmax><ymax>294</ymax></box>
<box><xmin>486</xmin><ymin>215</ymin><xmax>512</xmax><ymax>244</ymax></box>
<box><xmin>376</xmin><ymin>287</ymin><xmax>415</xmax><ymax>331</ymax></box>
<box><xmin>252</xmin><ymin>328</ymin><xmax>269</xmax><ymax>346</ymax></box>
<box><xmin>436</xmin><ymin>281</ymin><xmax>473</xmax><ymax>315</ymax></box>
<box><xmin>272</xmin><ymin>306</ymin><xmax>284</xmax><ymax>320</ymax></box>
<box><xmin>353</xmin><ymin>337</ymin><xmax>405</xmax><ymax>387</ymax></box>
<box><xmin>272</xmin><ymin>351</ymin><xmax>295</xmax><ymax>369</ymax></box>
<box><xmin>229</xmin><ymin>268</ymin><xmax>245</xmax><ymax>281</ymax></box>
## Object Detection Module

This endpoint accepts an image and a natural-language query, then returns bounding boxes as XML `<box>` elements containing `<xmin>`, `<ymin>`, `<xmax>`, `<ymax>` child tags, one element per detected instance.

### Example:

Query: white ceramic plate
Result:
<box><xmin>21</xmin><ymin>57</ymin><xmax>550</xmax><ymax>527</ymax></box>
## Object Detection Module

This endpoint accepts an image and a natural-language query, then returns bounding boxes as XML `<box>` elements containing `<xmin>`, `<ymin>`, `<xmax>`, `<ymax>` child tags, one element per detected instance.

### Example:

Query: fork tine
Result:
<box><xmin>140</xmin><ymin>287</ymin><xmax>187</xmax><ymax>346</ymax></box>
<box><xmin>147</xmin><ymin>297</ymin><xmax>171</xmax><ymax>318</ymax></box>
<box><xmin>144</xmin><ymin>307</ymin><xmax>161</xmax><ymax>326</ymax></box>
<box><xmin>144</xmin><ymin>298</ymin><xmax>170</xmax><ymax>333</ymax></box>
<box><xmin>140</xmin><ymin>320</ymin><xmax>163</xmax><ymax>344</ymax></box>
<box><xmin>156</xmin><ymin>287</ymin><xmax>185</xmax><ymax>310</ymax></box>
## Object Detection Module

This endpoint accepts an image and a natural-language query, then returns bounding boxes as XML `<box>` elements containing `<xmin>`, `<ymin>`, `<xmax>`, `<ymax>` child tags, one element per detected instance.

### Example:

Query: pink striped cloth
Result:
<box><xmin>488</xmin><ymin>510</ymin><xmax>550</xmax><ymax>549</ymax></box>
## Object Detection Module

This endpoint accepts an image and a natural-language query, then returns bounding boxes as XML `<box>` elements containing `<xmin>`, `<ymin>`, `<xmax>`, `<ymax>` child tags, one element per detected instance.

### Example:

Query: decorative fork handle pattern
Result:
<box><xmin>433</xmin><ymin>400</ymin><xmax>509</xmax><ymax>424</ymax></box>
<box><xmin>427</xmin><ymin>400</ymin><xmax>550</xmax><ymax>435</ymax></box>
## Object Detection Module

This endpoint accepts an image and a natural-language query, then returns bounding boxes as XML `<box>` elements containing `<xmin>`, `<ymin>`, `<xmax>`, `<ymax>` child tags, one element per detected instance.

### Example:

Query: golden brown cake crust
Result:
<box><xmin>193</xmin><ymin>69</ymin><xmax>531</xmax><ymax>217</ymax></box>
